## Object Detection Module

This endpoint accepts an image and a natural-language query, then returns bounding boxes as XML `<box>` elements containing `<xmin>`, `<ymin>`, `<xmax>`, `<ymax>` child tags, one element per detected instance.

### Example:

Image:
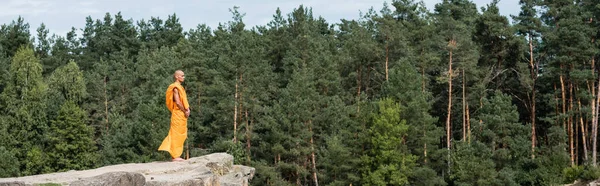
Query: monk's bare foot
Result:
<box><xmin>172</xmin><ymin>157</ymin><xmax>185</xmax><ymax>162</ymax></box>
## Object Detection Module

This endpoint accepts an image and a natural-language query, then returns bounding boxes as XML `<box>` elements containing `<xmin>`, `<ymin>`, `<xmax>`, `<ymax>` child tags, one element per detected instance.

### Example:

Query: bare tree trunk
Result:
<box><xmin>447</xmin><ymin>39</ymin><xmax>456</xmax><ymax>150</ymax></box>
<box><xmin>529</xmin><ymin>34</ymin><xmax>537</xmax><ymax>159</ymax></box>
<box><xmin>554</xmin><ymin>84</ymin><xmax>560</xmax><ymax>125</ymax></box>
<box><xmin>462</xmin><ymin>69</ymin><xmax>466</xmax><ymax>141</ymax></box>
<box><xmin>569</xmin><ymin>80</ymin><xmax>574</xmax><ymax>166</ymax></box>
<box><xmin>233</xmin><ymin>76</ymin><xmax>238</xmax><ymax>143</ymax></box>
<box><xmin>422</xmin><ymin>66</ymin><xmax>426</xmax><ymax>92</ymax></box>
<box><xmin>560</xmin><ymin>70</ymin><xmax>567</xmax><ymax>132</ymax></box>
<box><xmin>385</xmin><ymin>36</ymin><xmax>389</xmax><ymax>81</ymax></box>
<box><xmin>420</xmin><ymin>49</ymin><xmax>428</xmax><ymax>163</ymax></box>
<box><xmin>422</xmin><ymin>64</ymin><xmax>428</xmax><ymax>163</ymax></box>
<box><xmin>309</xmin><ymin>120</ymin><xmax>319</xmax><ymax>186</ymax></box>
<box><xmin>576</xmin><ymin>104</ymin><xmax>579</xmax><ymax>164</ymax></box>
<box><xmin>592</xmin><ymin>78</ymin><xmax>600</xmax><ymax>167</ymax></box>
<box><xmin>580</xmin><ymin>98</ymin><xmax>589</xmax><ymax>162</ymax></box>
<box><xmin>246</xmin><ymin>109</ymin><xmax>251</xmax><ymax>163</ymax></box>
<box><xmin>366</xmin><ymin>65</ymin><xmax>371</xmax><ymax>101</ymax></box>
<box><xmin>357</xmin><ymin>67</ymin><xmax>362</xmax><ymax>114</ymax></box>
<box><xmin>104</xmin><ymin>76</ymin><xmax>109</xmax><ymax>133</ymax></box>
<box><xmin>197</xmin><ymin>83</ymin><xmax>202</xmax><ymax>116</ymax></box>
<box><xmin>467</xmin><ymin>102</ymin><xmax>471</xmax><ymax>144</ymax></box>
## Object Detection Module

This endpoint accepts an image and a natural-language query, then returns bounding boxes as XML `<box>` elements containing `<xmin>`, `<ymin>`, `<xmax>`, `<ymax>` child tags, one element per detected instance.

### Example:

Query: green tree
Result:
<box><xmin>0</xmin><ymin>146</ymin><xmax>19</xmax><ymax>177</ymax></box>
<box><xmin>469</xmin><ymin>91</ymin><xmax>530</xmax><ymax>185</ymax></box>
<box><xmin>0</xmin><ymin>46</ymin><xmax>49</xmax><ymax>175</ymax></box>
<box><xmin>541</xmin><ymin>0</ymin><xmax>597</xmax><ymax>167</ymax></box>
<box><xmin>47</xmin><ymin>101</ymin><xmax>98</xmax><ymax>172</ymax></box>
<box><xmin>432</xmin><ymin>0</ymin><xmax>481</xmax><ymax>153</ymax></box>
<box><xmin>362</xmin><ymin>98</ymin><xmax>416</xmax><ymax>186</ymax></box>
<box><xmin>450</xmin><ymin>141</ymin><xmax>500</xmax><ymax>186</ymax></box>
<box><xmin>384</xmin><ymin>61</ymin><xmax>445</xmax><ymax>185</ymax></box>
<box><xmin>0</xmin><ymin>16</ymin><xmax>32</xmax><ymax>57</ymax></box>
<box><xmin>0</xmin><ymin>45</ymin><xmax>8</xmax><ymax>95</ymax></box>
<box><xmin>512</xmin><ymin>0</ymin><xmax>544</xmax><ymax>160</ymax></box>
<box><xmin>47</xmin><ymin>60</ymin><xmax>88</xmax><ymax>119</ymax></box>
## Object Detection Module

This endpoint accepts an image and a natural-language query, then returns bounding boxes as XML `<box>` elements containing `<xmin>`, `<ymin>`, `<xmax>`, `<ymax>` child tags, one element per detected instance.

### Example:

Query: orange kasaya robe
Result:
<box><xmin>158</xmin><ymin>82</ymin><xmax>190</xmax><ymax>158</ymax></box>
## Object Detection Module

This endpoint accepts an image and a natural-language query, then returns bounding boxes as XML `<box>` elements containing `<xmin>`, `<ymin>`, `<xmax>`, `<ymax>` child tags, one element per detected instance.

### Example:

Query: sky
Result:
<box><xmin>0</xmin><ymin>0</ymin><xmax>520</xmax><ymax>37</ymax></box>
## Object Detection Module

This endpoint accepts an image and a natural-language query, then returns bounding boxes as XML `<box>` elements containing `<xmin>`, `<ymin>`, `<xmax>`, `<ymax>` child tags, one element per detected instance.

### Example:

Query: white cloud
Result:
<box><xmin>0</xmin><ymin>0</ymin><xmax>521</xmax><ymax>37</ymax></box>
<box><xmin>0</xmin><ymin>0</ymin><xmax>55</xmax><ymax>17</ymax></box>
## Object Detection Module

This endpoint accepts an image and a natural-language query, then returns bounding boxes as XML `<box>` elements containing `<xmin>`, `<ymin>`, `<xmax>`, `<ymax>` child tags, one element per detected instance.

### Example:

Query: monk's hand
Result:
<box><xmin>185</xmin><ymin>109</ymin><xmax>190</xmax><ymax>118</ymax></box>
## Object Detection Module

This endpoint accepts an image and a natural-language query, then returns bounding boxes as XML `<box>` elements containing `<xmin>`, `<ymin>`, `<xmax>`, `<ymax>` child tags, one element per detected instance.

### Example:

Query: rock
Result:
<box><xmin>220</xmin><ymin>165</ymin><xmax>255</xmax><ymax>186</ymax></box>
<box><xmin>145</xmin><ymin>174</ymin><xmax>219</xmax><ymax>186</ymax></box>
<box><xmin>0</xmin><ymin>153</ymin><xmax>254</xmax><ymax>186</ymax></box>
<box><xmin>69</xmin><ymin>172</ymin><xmax>145</xmax><ymax>186</ymax></box>
<box><xmin>0</xmin><ymin>182</ymin><xmax>27</xmax><ymax>186</ymax></box>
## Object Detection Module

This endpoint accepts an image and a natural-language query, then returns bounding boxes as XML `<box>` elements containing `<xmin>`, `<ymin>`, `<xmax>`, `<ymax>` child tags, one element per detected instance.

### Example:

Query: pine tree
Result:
<box><xmin>0</xmin><ymin>45</ymin><xmax>8</xmax><ymax>95</ymax></box>
<box><xmin>0</xmin><ymin>46</ymin><xmax>49</xmax><ymax>175</ymax></box>
<box><xmin>0</xmin><ymin>146</ymin><xmax>19</xmax><ymax>177</ymax></box>
<box><xmin>0</xmin><ymin>16</ymin><xmax>32</xmax><ymax>57</ymax></box>
<box><xmin>472</xmin><ymin>91</ymin><xmax>530</xmax><ymax>185</ymax></box>
<box><xmin>47</xmin><ymin>101</ymin><xmax>98</xmax><ymax>172</ymax></box>
<box><xmin>361</xmin><ymin>98</ymin><xmax>417</xmax><ymax>185</ymax></box>
<box><xmin>512</xmin><ymin>0</ymin><xmax>544</xmax><ymax>160</ymax></box>
<box><xmin>450</xmin><ymin>141</ymin><xmax>500</xmax><ymax>185</ymax></box>
<box><xmin>541</xmin><ymin>0</ymin><xmax>597</xmax><ymax>166</ymax></box>
<box><xmin>384</xmin><ymin>61</ymin><xmax>445</xmax><ymax>185</ymax></box>
<box><xmin>432</xmin><ymin>0</ymin><xmax>480</xmax><ymax>173</ymax></box>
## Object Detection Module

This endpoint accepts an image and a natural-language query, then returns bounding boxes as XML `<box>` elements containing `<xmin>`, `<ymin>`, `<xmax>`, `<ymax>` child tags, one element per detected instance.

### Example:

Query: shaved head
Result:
<box><xmin>173</xmin><ymin>70</ymin><xmax>185</xmax><ymax>83</ymax></box>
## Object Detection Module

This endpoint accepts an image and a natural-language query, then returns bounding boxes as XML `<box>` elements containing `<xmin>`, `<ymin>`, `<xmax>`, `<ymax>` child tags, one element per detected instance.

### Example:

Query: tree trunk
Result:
<box><xmin>357</xmin><ymin>67</ymin><xmax>362</xmax><ymax>114</ymax></box>
<box><xmin>233</xmin><ymin>76</ymin><xmax>238</xmax><ymax>143</ymax></box>
<box><xmin>309</xmin><ymin>120</ymin><xmax>319</xmax><ymax>186</ymax></box>
<box><xmin>422</xmin><ymin>65</ymin><xmax>426</xmax><ymax>93</ymax></box>
<box><xmin>366</xmin><ymin>65</ymin><xmax>371</xmax><ymax>100</ymax></box>
<box><xmin>467</xmin><ymin>102</ymin><xmax>471</xmax><ymax>144</ymax></box>
<box><xmin>569</xmin><ymin>80</ymin><xmax>574</xmax><ymax>166</ymax></box>
<box><xmin>592</xmin><ymin>78</ymin><xmax>600</xmax><ymax>167</ymax></box>
<box><xmin>197</xmin><ymin>83</ymin><xmax>202</xmax><ymax>116</ymax></box>
<box><xmin>385</xmin><ymin>36</ymin><xmax>389</xmax><ymax>81</ymax></box>
<box><xmin>246</xmin><ymin>109</ymin><xmax>251</xmax><ymax>163</ymax></box>
<box><xmin>560</xmin><ymin>69</ymin><xmax>566</xmax><ymax>132</ymax></box>
<box><xmin>576</xmin><ymin>102</ymin><xmax>579</xmax><ymax>164</ymax></box>
<box><xmin>104</xmin><ymin>76</ymin><xmax>109</xmax><ymax>132</ymax></box>
<box><xmin>529</xmin><ymin>34</ymin><xmax>537</xmax><ymax>159</ymax></box>
<box><xmin>462</xmin><ymin>69</ymin><xmax>466</xmax><ymax>142</ymax></box>
<box><xmin>423</xmin><ymin>69</ymin><xmax>428</xmax><ymax>163</ymax></box>
<box><xmin>555</xmin><ymin>84</ymin><xmax>560</xmax><ymax>126</ymax></box>
<box><xmin>421</xmin><ymin>49</ymin><xmax>428</xmax><ymax>163</ymax></box>
<box><xmin>447</xmin><ymin>61</ymin><xmax>452</xmax><ymax>149</ymax></box>
<box><xmin>580</xmin><ymin>99</ymin><xmax>588</xmax><ymax>162</ymax></box>
<box><xmin>447</xmin><ymin>39</ymin><xmax>456</xmax><ymax>150</ymax></box>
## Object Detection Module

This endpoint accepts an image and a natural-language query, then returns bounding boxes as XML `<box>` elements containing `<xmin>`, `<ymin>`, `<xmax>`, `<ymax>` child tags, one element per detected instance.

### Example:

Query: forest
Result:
<box><xmin>0</xmin><ymin>0</ymin><xmax>599</xmax><ymax>185</ymax></box>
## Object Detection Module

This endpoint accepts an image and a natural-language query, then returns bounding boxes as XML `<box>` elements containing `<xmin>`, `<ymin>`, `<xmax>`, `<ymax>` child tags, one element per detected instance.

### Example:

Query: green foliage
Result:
<box><xmin>561</xmin><ymin>165</ymin><xmax>600</xmax><ymax>184</ymax></box>
<box><xmin>1</xmin><ymin>46</ymin><xmax>49</xmax><ymax>176</ymax></box>
<box><xmin>0</xmin><ymin>2</ymin><xmax>599</xmax><ymax>186</ymax></box>
<box><xmin>47</xmin><ymin>101</ymin><xmax>98</xmax><ymax>172</ymax></box>
<box><xmin>48</xmin><ymin>60</ymin><xmax>87</xmax><ymax>102</ymax></box>
<box><xmin>25</xmin><ymin>146</ymin><xmax>50</xmax><ymax>175</ymax></box>
<box><xmin>450</xmin><ymin>142</ymin><xmax>500</xmax><ymax>186</ymax></box>
<box><xmin>580</xmin><ymin>166</ymin><xmax>600</xmax><ymax>181</ymax></box>
<box><xmin>563</xmin><ymin>165</ymin><xmax>585</xmax><ymax>183</ymax></box>
<box><xmin>0</xmin><ymin>16</ymin><xmax>32</xmax><ymax>57</ymax></box>
<box><xmin>212</xmin><ymin>140</ymin><xmax>247</xmax><ymax>165</ymax></box>
<box><xmin>362</xmin><ymin>98</ymin><xmax>416</xmax><ymax>186</ymax></box>
<box><xmin>0</xmin><ymin>146</ymin><xmax>19</xmax><ymax>178</ymax></box>
<box><xmin>318</xmin><ymin>135</ymin><xmax>361</xmax><ymax>185</ymax></box>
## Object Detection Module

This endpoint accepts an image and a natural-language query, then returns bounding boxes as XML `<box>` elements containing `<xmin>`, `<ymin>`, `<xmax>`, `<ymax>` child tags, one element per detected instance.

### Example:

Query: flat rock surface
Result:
<box><xmin>0</xmin><ymin>153</ymin><xmax>254</xmax><ymax>186</ymax></box>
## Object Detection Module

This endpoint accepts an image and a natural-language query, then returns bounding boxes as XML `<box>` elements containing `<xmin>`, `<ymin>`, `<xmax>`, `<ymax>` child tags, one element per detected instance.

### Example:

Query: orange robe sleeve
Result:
<box><xmin>158</xmin><ymin>83</ymin><xmax>189</xmax><ymax>158</ymax></box>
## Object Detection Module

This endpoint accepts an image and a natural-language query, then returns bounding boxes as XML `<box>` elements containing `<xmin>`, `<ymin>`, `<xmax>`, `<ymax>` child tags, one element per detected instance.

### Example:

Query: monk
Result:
<box><xmin>158</xmin><ymin>70</ymin><xmax>191</xmax><ymax>162</ymax></box>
